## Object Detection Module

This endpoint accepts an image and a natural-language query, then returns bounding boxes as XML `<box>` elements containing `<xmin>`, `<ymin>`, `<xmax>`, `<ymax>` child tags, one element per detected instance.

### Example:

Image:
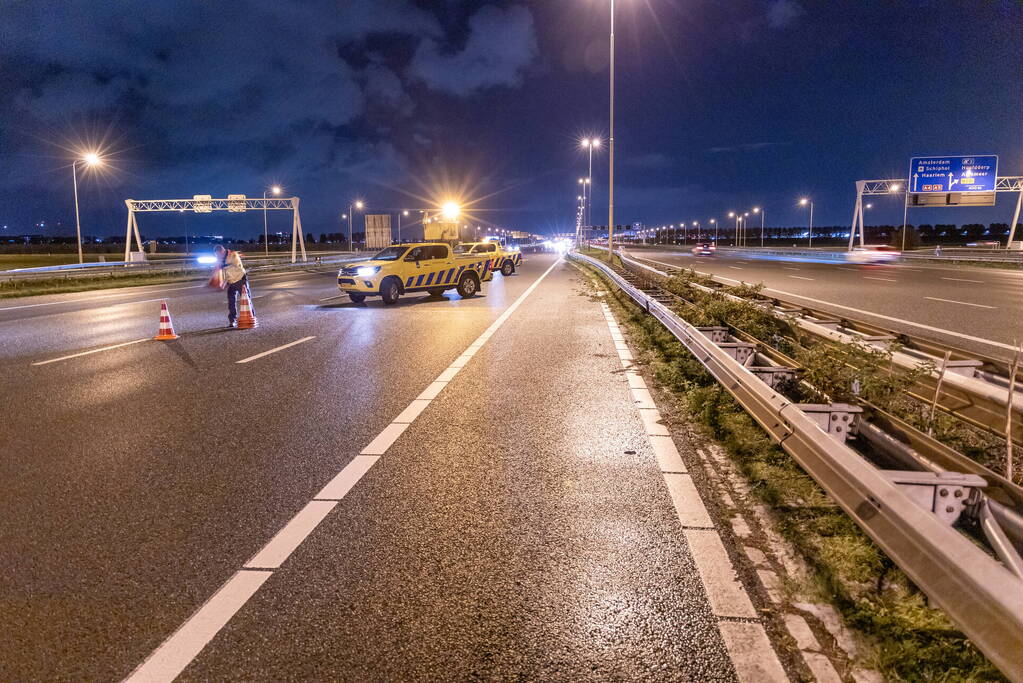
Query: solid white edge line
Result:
<box><xmin>124</xmin><ymin>569</ymin><xmax>272</xmax><ymax>683</ymax></box>
<box><xmin>663</xmin><ymin>473</ymin><xmax>715</xmax><ymax>528</ymax></box>
<box><xmin>717</xmin><ymin>621</ymin><xmax>790</xmax><ymax>683</ymax></box>
<box><xmin>315</xmin><ymin>456</ymin><xmax>380</xmax><ymax>500</ymax></box>
<box><xmin>416</xmin><ymin>381</ymin><xmax>448</xmax><ymax>401</ymax></box>
<box><xmin>244</xmin><ymin>501</ymin><xmax>338</xmax><ymax>569</ymax></box>
<box><xmin>236</xmin><ymin>336</ymin><xmax>316</xmax><ymax>364</ymax></box>
<box><xmin>360</xmin><ymin>422</ymin><xmax>410</xmax><ymax>455</ymax></box>
<box><xmin>393</xmin><ymin>399</ymin><xmax>432</xmax><ymax>424</ymax></box>
<box><xmin>598</xmin><ymin>295</ymin><xmax>784</xmax><ymax>679</ymax></box>
<box><xmin>127</xmin><ymin>256</ymin><xmax>564</xmax><ymax>679</ymax></box>
<box><xmin>683</xmin><ymin>529</ymin><xmax>758</xmax><ymax>618</ymax></box>
<box><xmin>32</xmin><ymin>338</ymin><xmax>150</xmax><ymax>366</ymax></box>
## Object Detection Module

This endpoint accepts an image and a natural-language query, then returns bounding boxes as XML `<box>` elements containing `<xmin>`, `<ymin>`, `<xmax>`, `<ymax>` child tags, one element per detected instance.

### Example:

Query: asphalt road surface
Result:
<box><xmin>625</xmin><ymin>245</ymin><xmax>1023</xmax><ymax>360</ymax></box>
<box><xmin>1</xmin><ymin>255</ymin><xmax>782</xmax><ymax>681</ymax></box>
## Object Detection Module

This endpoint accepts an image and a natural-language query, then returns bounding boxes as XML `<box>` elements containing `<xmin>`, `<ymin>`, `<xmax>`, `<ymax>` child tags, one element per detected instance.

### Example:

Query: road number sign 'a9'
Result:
<box><xmin>910</xmin><ymin>155</ymin><xmax>998</xmax><ymax>193</ymax></box>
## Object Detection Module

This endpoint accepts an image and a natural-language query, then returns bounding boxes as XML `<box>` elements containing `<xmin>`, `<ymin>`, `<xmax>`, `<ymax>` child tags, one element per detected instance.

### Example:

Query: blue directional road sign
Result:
<box><xmin>909</xmin><ymin>155</ymin><xmax>998</xmax><ymax>193</ymax></box>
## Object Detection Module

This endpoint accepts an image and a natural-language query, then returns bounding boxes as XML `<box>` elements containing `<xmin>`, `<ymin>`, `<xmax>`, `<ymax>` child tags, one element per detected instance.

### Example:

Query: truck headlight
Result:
<box><xmin>356</xmin><ymin>266</ymin><xmax>380</xmax><ymax>277</ymax></box>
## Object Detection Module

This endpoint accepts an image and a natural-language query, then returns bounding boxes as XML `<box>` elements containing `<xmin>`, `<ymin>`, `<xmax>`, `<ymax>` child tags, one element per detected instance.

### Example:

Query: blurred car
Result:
<box><xmin>691</xmin><ymin>243</ymin><xmax>715</xmax><ymax>256</ymax></box>
<box><xmin>846</xmin><ymin>245</ymin><xmax>900</xmax><ymax>264</ymax></box>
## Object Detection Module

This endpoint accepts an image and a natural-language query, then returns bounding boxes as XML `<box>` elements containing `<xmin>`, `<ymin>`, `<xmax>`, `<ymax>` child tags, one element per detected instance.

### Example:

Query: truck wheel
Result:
<box><xmin>348</xmin><ymin>292</ymin><xmax>366</xmax><ymax>303</ymax></box>
<box><xmin>380</xmin><ymin>277</ymin><xmax>401</xmax><ymax>305</ymax></box>
<box><xmin>456</xmin><ymin>273</ymin><xmax>479</xmax><ymax>299</ymax></box>
<box><xmin>500</xmin><ymin>260</ymin><xmax>514</xmax><ymax>276</ymax></box>
<box><xmin>427</xmin><ymin>288</ymin><xmax>446</xmax><ymax>298</ymax></box>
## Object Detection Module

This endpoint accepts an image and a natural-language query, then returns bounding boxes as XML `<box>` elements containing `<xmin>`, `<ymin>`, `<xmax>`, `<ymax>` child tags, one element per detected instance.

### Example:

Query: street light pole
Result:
<box><xmin>800</xmin><ymin>198</ymin><xmax>814</xmax><ymax>248</ymax></box>
<box><xmin>607</xmin><ymin>0</ymin><xmax>616</xmax><ymax>260</ymax></box>
<box><xmin>399</xmin><ymin>210</ymin><xmax>409</xmax><ymax>243</ymax></box>
<box><xmin>71</xmin><ymin>152</ymin><xmax>102</xmax><ymax>264</ymax></box>
<box><xmin>72</xmin><ymin>161</ymin><xmax>83</xmax><ymax>265</ymax></box>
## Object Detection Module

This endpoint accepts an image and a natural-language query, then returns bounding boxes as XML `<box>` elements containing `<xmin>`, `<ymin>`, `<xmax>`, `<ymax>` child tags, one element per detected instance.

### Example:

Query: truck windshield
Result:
<box><xmin>372</xmin><ymin>246</ymin><xmax>408</xmax><ymax>261</ymax></box>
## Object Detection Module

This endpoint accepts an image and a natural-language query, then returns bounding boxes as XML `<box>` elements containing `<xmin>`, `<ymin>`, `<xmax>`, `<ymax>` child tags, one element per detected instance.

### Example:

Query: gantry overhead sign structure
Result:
<box><xmin>123</xmin><ymin>195</ymin><xmax>307</xmax><ymax>262</ymax></box>
<box><xmin>848</xmin><ymin>174</ymin><xmax>1023</xmax><ymax>250</ymax></box>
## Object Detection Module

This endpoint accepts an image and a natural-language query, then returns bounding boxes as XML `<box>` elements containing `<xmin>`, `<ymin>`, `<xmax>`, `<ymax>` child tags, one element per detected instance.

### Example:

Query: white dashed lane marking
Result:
<box><xmin>32</xmin><ymin>338</ymin><xmax>150</xmax><ymax>366</ymax></box>
<box><xmin>924</xmin><ymin>296</ymin><xmax>996</xmax><ymax>309</ymax></box>
<box><xmin>235</xmin><ymin>336</ymin><xmax>316</xmax><ymax>364</ymax></box>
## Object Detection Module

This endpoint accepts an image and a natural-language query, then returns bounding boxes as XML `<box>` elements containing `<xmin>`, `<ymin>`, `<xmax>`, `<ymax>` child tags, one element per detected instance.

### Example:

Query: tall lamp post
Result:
<box><xmin>348</xmin><ymin>199</ymin><xmax>364</xmax><ymax>251</ymax></box>
<box><xmin>691</xmin><ymin>221</ymin><xmax>699</xmax><ymax>246</ymax></box>
<box><xmin>581</xmin><ymin>138</ymin><xmax>601</xmax><ymax>229</ymax></box>
<box><xmin>398</xmin><ymin>209</ymin><xmax>409</xmax><ymax>243</ymax></box>
<box><xmin>263</xmin><ymin>185</ymin><xmax>281</xmax><ymax>258</ymax></box>
<box><xmin>728</xmin><ymin>212</ymin><xmax>737</xmax><ymax>246</ymax></box>
<box><xmin>606</xmin><ymin>0</ymin><xmax>616</xmax><ymax>260</ymax></box>
<box><xmin>743</xmin><ymin>212</ymin><xmax>750</xmax><ymax>246</ymax></box>
<box><xmin>72</xmin><ymin>152</ymin><xmax>102</xmax><ymax>264</ymax></box>
<box><xmin>800</xmin><ymin>198</ymin><xmax>814</xmax><ymax>247</ymax></box>
<box><xmin>752</xmin><ymin>206</ymin><xmax>764</xmax><ymax>247</ymax></box>
<box><xmin>710</xmin><ymin>218</ymin><xmax>717</xmax><ymax>244</ymax></box>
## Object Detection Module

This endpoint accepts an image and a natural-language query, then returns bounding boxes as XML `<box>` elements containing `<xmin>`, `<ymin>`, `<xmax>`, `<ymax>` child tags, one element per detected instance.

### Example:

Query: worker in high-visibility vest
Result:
<box><xmin>215</xmin><ymin>245</ymin><xmax>248</xmax><ymax>328</ymax></box>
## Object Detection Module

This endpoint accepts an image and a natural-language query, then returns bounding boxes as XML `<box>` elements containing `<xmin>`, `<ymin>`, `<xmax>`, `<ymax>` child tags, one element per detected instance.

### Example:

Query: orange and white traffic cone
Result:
<box><xmin>236</xmin><ymin>285</ymin><xmax>259</xmax><ymax>329</ymax></box>
<box><xmin>154</xmin><ymin>300</ymin><xmax>179</xmax><ymax>340</ymax></box>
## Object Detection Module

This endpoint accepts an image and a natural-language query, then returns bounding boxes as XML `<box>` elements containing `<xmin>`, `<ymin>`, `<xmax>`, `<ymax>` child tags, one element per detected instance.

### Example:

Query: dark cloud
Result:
<box><xmin>409</xmin><ymin>5</ymin><xmax>538</xmax><ymax>97</ymax></box>
<box><xmin>707</xmin><ymin>142</ymin><xmax>790</xmax><ymax>154</ymax></box>
<box><xmin>625</xmin><ymin>153</ymin><xmax>672</xmax><ymax>169</ymax></box>
<box><xmin>0</xmin><ymin>1</ymin><xmax>537</xmax><ymax>232</ymax></box>
<box><xmin>766</xmin><ymin>0</ymin><xmax>803</xmax><ymax>29</ymax></box>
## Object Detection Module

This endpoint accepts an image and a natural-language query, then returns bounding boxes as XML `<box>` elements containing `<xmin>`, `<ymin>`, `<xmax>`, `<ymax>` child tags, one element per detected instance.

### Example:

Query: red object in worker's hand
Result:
<box><xmin>207</xmin><ymin>270</ymin><xmax>226</xmax><ymax>290</ymax></box>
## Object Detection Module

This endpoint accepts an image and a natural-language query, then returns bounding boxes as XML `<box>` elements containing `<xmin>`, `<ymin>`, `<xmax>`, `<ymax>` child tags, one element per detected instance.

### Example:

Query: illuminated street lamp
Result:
<box><xmin>398</xmin><ymin>209</ymin><xmax>410</xmax><ymax>243</ymax></box>
<box><xmin>442</xmin><ymin>201</ymin><xmax>461</xmax><ymax>221</ymax></box>
<box><xmin>72</xmin><ymin>152</ymin><xmax>103</xmax><ymax>264</ymax></box>
<box><xmin>691</xmin><ymin>221</ymin><xmax>699</xmax><ymax>246</ymax></box>
<box><xmin>580</xmin><ymin>138</ymin><xmax>601</xmax><ymax>230</ymax></box>
<box><xmin>263</xmin><ymin>185</ymin><xmax>282</xmax><ymax>257</ymax></box>
<box><xmin>799</xmin><ymin>197</ymin><xmax>814</xmax><ymax>247</ymax></box>
<box><xmin>348</xmin><ymin>199</ymin><xmax>365</xmax><ymax>250</ymax></box>
<box><xmin>709</xmin><ymin>218</ymin><xmax>717</xmax><ymax>243</ymax></box>
<box><xmin>728</xmin><ymin>212</ymin><xmax>738</xmax><ymax>246</ymax></box>
<box><xmin>752</xmin><ymin>206</ymin><xmax>764</xmax><ymax>247</ymax></box>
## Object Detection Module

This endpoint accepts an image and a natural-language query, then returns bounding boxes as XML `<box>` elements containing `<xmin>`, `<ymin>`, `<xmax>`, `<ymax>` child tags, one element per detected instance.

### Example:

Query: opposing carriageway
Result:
<box><xmin>1</xmin><ymin>254</ymin><xmax>788</xmax><ymax>680</ymax></box>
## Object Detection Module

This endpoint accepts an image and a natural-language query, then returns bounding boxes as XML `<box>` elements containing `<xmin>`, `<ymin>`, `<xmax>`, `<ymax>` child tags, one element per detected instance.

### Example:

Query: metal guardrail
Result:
<box><xmin>571</xmin><ymin>251</ymin><xmax>1023</xmax><ymax>680</ymax></box>
<box><xmin>0</xmin><ymin>253</ymin><xmax>360</xmax><ymax>284</ymax></box>
<box><xmin>620</xmin><ymin>249</ymin><xmax>1023</xmax><ymax>444</ymax></box>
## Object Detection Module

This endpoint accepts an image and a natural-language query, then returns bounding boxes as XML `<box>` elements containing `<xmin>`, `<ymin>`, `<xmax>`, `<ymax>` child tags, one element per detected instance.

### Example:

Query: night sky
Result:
<box><xmin>2</xmin><ymin>1</ymin><xmax>1021</xmax><ymax>239</ymax></box>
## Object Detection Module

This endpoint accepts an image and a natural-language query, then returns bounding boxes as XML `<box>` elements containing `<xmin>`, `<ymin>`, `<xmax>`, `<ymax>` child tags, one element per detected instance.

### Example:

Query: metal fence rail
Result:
<box><xmin>570</xmin><ymin>251</ymin><xmax>1023</xmax><ymax>680</ymax></box>
<box><xmin>619</xmin><ymin>249</ymin><xmax>1023</xmax><ymax>445</ymax></box>
<box><xmin>0</xmin><ymin>254</ymin><xmax>361</xmax><ymax>284</ymax></box>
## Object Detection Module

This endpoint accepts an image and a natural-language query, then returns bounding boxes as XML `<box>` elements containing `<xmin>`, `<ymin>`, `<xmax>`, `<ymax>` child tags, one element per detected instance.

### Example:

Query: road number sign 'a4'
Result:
<box><xmin>910</xmin><ymin>155</ymin><xmax>998</xmax><ymax>193</ymax></box>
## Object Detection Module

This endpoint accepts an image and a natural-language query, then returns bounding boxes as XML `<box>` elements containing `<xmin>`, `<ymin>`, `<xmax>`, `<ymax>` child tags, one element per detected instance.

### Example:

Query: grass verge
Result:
<box><xmin>575</xmin><ymin>258</ymin><xmax>1005</xmax><ymax>682</ymax></box>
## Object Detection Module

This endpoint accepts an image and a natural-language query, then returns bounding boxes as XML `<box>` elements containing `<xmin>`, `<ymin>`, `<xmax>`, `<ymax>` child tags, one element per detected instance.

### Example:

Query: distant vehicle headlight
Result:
<box><xmin>197</xmin><ymin>255</ymin><xmax>217</xmax><ymax>264</ymax></box>
<box><xmin>356</xmin><ymin>266</ymin><xmax>380</xmax><ymax>277</ymax></box>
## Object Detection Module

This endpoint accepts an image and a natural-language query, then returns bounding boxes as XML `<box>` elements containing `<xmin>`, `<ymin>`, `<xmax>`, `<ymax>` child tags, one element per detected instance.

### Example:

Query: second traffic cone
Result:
<box><xmin>236</xmin><ymin>285</ymin><xmax>259</xmax><ymax>329</ymax></box>
<box><xmin>154</xmin><ymin>300</ymin><xmax>179</xmax><ymax>340</ymax></box>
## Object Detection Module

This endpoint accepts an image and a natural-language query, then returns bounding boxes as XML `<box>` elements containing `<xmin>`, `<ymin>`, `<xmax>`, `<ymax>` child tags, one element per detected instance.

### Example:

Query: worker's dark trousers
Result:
<box><xmin>227</xmin><ymin>276</ymin><xmax>248</xmax><ymax>324</ymax></box>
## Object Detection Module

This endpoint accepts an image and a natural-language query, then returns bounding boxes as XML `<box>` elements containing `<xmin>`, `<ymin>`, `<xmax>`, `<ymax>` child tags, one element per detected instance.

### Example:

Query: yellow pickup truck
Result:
<box><xmin>337</xmin><ymin>242</ymin><xmax>495</xmax><ymax>304</ymax></box>
<box><xmin>456</xmin><ymin>241</ymin><xmax>523</xmax><ymax>276</ymax></box>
